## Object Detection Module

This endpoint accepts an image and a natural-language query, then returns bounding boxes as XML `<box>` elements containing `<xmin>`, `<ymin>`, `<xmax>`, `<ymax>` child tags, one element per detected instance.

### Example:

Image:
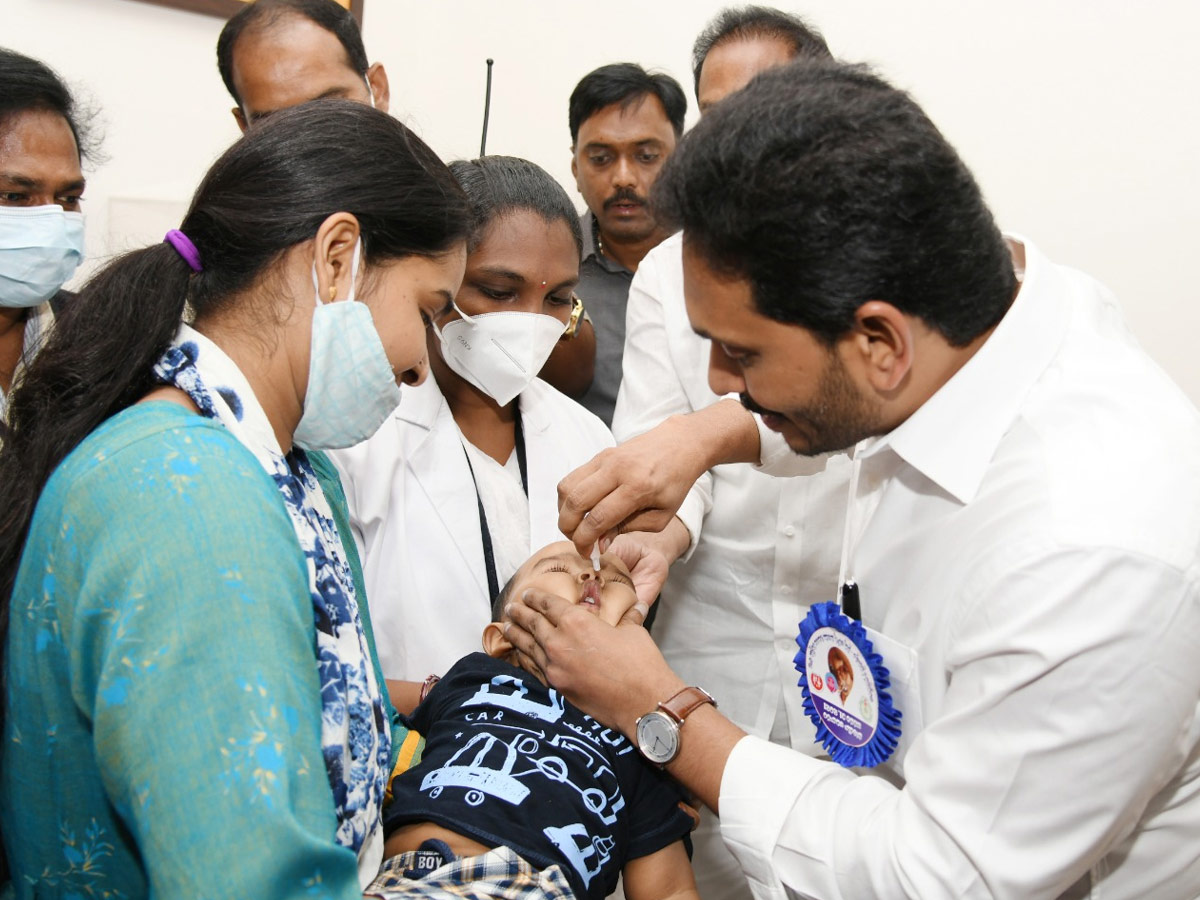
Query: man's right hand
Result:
<box><xmin>557</xmin><ymin>398</ymin><xmax>761</xmax><ymax>555</ymax></box>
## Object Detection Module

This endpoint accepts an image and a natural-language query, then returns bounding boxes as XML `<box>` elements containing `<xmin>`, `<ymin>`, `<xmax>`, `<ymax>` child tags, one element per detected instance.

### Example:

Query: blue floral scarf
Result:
<box><xmin>153</xmin><ymin>324</ymin><xmax>389</xmax><ymax>883</ymax></box>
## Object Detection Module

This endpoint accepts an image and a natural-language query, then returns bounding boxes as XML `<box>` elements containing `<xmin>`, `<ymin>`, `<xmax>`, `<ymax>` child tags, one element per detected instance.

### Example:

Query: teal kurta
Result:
<box><xmin>2</xmin><ymin>402</ymin><xmax>405</xmax><ymax>898</ymax></box>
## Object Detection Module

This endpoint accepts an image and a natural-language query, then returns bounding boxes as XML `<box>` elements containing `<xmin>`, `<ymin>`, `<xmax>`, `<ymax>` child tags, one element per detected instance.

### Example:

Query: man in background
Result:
<box><xmin>568</xmin><ymin>63</ymin><xmax>686</xmax><ymax>426</ymax></box>
<box><xmin>217</xmin><ymin>0</ymin><xmax>388</xmax><ymax>131</ymax></box>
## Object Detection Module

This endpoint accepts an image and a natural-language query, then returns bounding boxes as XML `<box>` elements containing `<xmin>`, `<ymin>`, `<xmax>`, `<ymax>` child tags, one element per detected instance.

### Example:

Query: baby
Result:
<box><xmin>368</xmin><ymin>542</ymin><xmax>698</xmax><ymax>900</ymax></box>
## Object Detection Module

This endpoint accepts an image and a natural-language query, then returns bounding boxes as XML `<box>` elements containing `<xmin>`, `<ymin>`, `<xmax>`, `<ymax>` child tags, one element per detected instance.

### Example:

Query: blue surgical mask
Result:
<box><xmin>0</xmin><ymin>204</ymin><xmax>85</xmax><ymax>308</ymax></box>
<box><xmin>292</xmin><ymin>239</ymin><xmax>403</xmax><ymax>450</ymax></box>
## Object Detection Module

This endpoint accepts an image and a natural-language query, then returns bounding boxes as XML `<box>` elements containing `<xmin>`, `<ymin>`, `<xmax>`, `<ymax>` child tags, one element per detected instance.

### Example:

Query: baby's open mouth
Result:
<box><xmin>579</xmin><ymin>580</ymin><xmax>602</xmax><ymax>610</ymax></box>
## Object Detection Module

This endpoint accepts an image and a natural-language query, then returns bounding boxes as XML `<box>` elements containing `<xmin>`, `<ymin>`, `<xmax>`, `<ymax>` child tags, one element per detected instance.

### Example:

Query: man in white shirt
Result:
<box><xmin>568</xmin><ymin>63</ymin><xmax>687</xmax><ymax>426</ymax></box>
<box><xmin>511</xmin><ymin>60</ymin><xmax>1200</xmax><ymax>899</ymax></box>
<box><xmin>608</xmin><ymin>11</ymin><xmax>847</xmax><ymax>900</ymax></box>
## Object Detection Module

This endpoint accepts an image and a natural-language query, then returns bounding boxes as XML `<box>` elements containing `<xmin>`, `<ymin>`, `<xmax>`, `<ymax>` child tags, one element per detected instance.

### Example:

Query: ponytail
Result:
<box><xmin>0</xmin><ymin>243</ymin><xmax>191</xmax><ymax>625</ymax></box>
<box><xmin>0</xmin><ymin>99</ymin><xmax>470</xmax><ymax>729</ymax></box>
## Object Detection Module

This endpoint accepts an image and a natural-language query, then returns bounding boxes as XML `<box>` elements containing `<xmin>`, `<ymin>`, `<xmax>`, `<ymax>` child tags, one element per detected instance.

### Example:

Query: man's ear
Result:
<box><xmin>367</xmin><ymin>62</ymin><xmax>391</xmax><ymax>114</ymax></box>
<box><xmin>847</xmin><ymin>300</ymin><xmax>914</xmax><ymax>394</ymax></box>
<box><xmin>232</xmin><ymin>106</ymin><xmax>248</xmax><ymax>133</ymax></box>
<box><xmin>312</xmin><ymin>212</ymin><xmax>362</xmax><ymax>304</ymax></box>
<box><xmin>482</xmin><ymin>622</ymin><xmax>514</xmax><ymax>658</ymax></box>
<box><xmin>570</xmin><ymin>152</ymin><xmax>580</xmax><ymax>190</ymax></box>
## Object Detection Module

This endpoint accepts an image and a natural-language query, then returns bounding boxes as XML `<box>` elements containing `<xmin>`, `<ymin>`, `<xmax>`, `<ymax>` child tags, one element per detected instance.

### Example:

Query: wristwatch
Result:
<box><xmin>635</xmin><ymin>686</ymin><xmax>716</xmax><ymax>766</ymax></box>
<box><xmin>562</xmin><ymin>292</ymin><xmax>586</xmax><ymax>340</ymax></box>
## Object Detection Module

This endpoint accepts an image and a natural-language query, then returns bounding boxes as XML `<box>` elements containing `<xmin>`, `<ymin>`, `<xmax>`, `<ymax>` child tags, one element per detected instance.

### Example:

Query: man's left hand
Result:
<box><xmin>504</xmin><ymin>588</ymin><xmax>685</xmax><ymax>737</ymax></box>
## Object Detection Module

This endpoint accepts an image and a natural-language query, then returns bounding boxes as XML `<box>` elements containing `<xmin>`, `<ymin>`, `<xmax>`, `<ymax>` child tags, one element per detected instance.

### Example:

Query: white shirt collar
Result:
<box><xmin>855</xmin><ymin>236</ymin><xmax>1072</xmax><ymax>503</ymax></box>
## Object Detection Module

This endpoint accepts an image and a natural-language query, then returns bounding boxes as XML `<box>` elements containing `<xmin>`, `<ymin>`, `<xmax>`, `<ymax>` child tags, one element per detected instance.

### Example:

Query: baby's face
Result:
<box><xmin>510</xmin><ymin>540</ymin><xmax>638</xmax><ymax>626</ymax></box>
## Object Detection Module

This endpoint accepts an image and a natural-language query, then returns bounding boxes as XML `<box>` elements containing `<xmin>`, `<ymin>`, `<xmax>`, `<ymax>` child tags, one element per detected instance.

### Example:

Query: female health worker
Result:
<box><xmin>0</xmin><ymin>49</ymin><xmax>89</xmax><ymax>421</ymax></box>
<box><xmin>0</xmin><ymin>100</ymin><xmax>470</xmax><ymax>898</ymax></box>
<box><xmin>332</xmin><ymin>156</ymin><xmax>614</xmax><ymax>710</ymax></box>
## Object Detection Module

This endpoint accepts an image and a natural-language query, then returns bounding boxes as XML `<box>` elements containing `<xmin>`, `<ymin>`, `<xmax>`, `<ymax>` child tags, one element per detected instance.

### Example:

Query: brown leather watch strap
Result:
<box><xmin>658</xmin><ymin>686</ymin><xmax>716</xmax><ymax>725</ymax></box>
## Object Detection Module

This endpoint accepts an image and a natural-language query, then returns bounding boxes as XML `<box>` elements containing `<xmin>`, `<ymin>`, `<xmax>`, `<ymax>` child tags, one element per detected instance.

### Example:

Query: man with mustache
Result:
<box><xmin>569</xmin><ymin>63</ymin><xmax>686</xmax><ymax>426</ymax></box>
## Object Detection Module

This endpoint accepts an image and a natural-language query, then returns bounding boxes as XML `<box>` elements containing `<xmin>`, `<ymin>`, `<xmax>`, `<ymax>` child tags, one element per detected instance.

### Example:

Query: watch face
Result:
<box><xmin>636</xmin><ymin>711</ymin><xmax>680</xmax><ymax>765</ymax></box>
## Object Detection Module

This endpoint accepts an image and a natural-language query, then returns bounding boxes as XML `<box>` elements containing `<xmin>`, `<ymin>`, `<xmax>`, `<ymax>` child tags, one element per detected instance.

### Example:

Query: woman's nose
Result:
<box><xmin>400</xmin><ymin>355</ymin><xmax>428</xmax><ymax>387</ymax></box>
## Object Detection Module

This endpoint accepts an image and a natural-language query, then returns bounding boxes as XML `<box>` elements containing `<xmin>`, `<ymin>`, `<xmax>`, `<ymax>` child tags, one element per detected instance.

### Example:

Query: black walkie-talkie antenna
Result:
<box><xmin>480</xmin><ymin>58</ymin><xmax>494</xmax><ymax>156</ymax></box>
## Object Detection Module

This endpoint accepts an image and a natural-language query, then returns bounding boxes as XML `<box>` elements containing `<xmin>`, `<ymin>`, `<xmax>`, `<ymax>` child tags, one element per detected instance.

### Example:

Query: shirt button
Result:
<box><xmin>783</xmin><ymin>525</ymin><xmax>796</xmax><ymax>538</ymax></box>
<box><xmin>780</xmin><ymin>584</ymin><xmax>794</xmax><ymax>596</ymax></box>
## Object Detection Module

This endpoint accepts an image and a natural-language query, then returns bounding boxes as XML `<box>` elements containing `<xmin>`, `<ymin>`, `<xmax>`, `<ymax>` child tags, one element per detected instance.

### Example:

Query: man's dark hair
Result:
<box><xmin>653</xmin><ymin>61</ymin><xmax>1016</xmax><ymax>347</ymax></box>
<box><xmin>449</xmin><ymin>156</ymin><xmax>583</xmax><ymax>256</ymax></box>
<box><xmin>691</xmin><ymin>6</ymin><xmax>832</xmax><ymax>99</ymax></box>
<box><xmin>568</xmin><ymin>63</ymin><xmax>687</xmax><ymax>144</ymax></box>
<box><xmin>216</xmin><ymin>0</ymin><xmax>369</xmax><ymax>106</ymax></box>
<box><xmin>0</xmin><ymin>47</ymin><xmax>95</xmax><ymax>160</ymax></box>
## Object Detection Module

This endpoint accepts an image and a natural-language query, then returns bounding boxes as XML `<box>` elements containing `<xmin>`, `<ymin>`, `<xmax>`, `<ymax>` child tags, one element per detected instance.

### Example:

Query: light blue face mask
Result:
<box><xmin>0</xmin><ymin>204</ymin><xmax>86</xmax><ymax>308</ymax></box>
<box><xmin>292</xmin><ymin>239</ymin><xmax>403</xmax><ymax>450</ymax></box>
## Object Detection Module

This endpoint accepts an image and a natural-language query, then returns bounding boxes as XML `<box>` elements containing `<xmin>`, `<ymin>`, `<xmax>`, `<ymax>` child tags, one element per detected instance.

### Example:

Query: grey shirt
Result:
<box><xmin>576</xmin><ymin>213</ymin><xmax>633</xmax><ymax>427</ymax></box>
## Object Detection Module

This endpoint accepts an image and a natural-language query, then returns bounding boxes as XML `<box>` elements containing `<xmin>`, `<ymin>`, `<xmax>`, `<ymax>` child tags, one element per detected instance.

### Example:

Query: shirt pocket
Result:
<box><xmin>863</xmin><ymin>626</ymin><xmax>924</xmax><ymax>779</ymax></box>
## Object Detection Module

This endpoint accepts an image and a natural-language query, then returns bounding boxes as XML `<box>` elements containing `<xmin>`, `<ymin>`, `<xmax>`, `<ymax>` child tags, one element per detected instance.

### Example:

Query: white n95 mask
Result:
<box><xmin>433</xmin><ymin>304</ymin><xmax>566</xmax><ymax>406</ymax></box>
<box><xmin>0</xmin><ymin>204</ymin><xmax>85</xmax><ymax>308</ymax></box>
<box><xmin>293</xmin><ymin>239</ymin><xmax>403</xmax><ymax>451</ymax></box>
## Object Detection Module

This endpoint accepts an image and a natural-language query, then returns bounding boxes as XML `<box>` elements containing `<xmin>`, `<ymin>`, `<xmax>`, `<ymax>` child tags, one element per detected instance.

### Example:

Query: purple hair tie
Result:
<box><xmin>164</xmin><ymin>229</ymin><xmax>203</xmax><ymax>273</ymax></box>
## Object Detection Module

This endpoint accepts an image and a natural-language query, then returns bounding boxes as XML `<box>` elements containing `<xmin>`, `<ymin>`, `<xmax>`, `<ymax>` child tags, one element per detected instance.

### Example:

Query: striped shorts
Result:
<box><xmin>365</xmin><ymin>845</ymin><xmax>576</xmax><ymax>900</ymax></box>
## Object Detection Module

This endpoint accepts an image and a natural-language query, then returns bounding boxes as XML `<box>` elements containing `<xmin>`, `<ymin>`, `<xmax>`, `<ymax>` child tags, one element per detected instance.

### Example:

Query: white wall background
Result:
<box><xmin>10</xmin><ymin>0</ymin><xmax>1200</xmax><ymax>403</ymax></box>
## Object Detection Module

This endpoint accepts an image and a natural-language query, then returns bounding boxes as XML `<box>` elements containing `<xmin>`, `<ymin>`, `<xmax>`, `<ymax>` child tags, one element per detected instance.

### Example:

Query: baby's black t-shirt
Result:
<box><xmin>385</xmin><ymin>653</ymin><xmax>694</xmax><ymax>900</ymax></box>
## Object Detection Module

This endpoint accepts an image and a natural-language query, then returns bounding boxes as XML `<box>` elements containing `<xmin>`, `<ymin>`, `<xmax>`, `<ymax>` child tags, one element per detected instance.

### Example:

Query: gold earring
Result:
<box><xmin>329</xmin><ymin>284</ymin><xmax>338</xmax><ymax>302</ymax></box>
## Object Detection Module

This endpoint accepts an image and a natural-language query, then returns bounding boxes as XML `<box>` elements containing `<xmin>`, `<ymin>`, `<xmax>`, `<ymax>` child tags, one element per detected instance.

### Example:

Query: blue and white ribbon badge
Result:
<box><xmin>793</xmin><ymin>601</ymin><xmax>901</xmax><ymax>768</ymax></box>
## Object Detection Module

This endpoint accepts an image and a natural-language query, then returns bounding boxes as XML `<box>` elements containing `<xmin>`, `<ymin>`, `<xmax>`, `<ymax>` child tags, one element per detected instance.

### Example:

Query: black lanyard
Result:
<box><xmin>462</xmin><ymin>409</ymin><xmax>528</xmax><ymax>603</ymax></box>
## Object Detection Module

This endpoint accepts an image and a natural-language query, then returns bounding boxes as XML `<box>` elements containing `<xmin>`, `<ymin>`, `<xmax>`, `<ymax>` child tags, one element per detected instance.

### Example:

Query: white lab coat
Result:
<box><xmin>332</xmin><ymin>374</ymin><xmax>614</xmax><ymax>682</ymax></box>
